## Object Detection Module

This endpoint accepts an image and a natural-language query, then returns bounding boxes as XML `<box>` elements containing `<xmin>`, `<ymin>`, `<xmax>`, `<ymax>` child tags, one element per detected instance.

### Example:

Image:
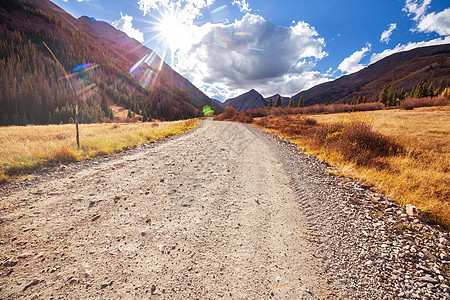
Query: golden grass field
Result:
<box><xmin>256</xmin><ymin>106</ymin><xmax>450</xmax><ymax>229</ymax></box>
<box><xmin>0</xmin><ymin>119</ymin><xmax>198</xmax><ymax>182</ymax></box>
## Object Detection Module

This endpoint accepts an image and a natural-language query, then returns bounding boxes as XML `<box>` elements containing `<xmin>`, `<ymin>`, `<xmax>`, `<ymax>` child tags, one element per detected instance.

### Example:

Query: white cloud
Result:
<box><xmin>337</xmin><ymin>44</ymin><xmax>371</xmax><ymax>74</ymax></box>
<box><xmin>417</xmin><ymin>7</ymin><xmax>450</xmax><ymax>36</ymax></box>
<box><xmin>403</xmin><ymin>0</ymin><xmax>431</xmax><ymax>21</ymax></box>
<box><xmin>403</xmin><ymin>0</ymin><xmax>450</xmax><ymax>36</ymax></box>
<box><xmin>137</xmin><ymin>0</ymin><xmax>215</xmax><ymax>24</ymax></box>
<box><xmin>172</xmin><ymin>13</ymin><xmax>329</xmax><ymax>100</ymax></box>
<box><xmin>112</xmin><ymin>13</ymin><xmax>145</xmax><ymax>42</ymax></box>
<box><xmin>380</xmin><ymin>23</ymin><xmax>397</xmax><ymax>44</ymax></box>
<box><xmin>370</xmin><ymin>36</ymin><xmax>450</xmax><ymax>64</ymax></box>
<box><xmin>136</xmin><ymin>1</ymin><xmax>330</xmax><ymax>100</ymax></box>
<box><xmin>232</xmin><ymin>0</ymin><xmax>251</xmax><ymax>13</ymax></box>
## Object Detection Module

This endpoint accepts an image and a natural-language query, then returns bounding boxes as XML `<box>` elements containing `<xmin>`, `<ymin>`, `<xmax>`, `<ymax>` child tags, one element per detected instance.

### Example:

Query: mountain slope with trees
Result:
<box><xmin>0</xmin><ymin>0</ymin><xmax>218</xmax><ymax>125</ymax></box>
<box><xmin>292</xmin><ymin>44</ymin><xmax>450</xmax><ymax>106</ymax></box>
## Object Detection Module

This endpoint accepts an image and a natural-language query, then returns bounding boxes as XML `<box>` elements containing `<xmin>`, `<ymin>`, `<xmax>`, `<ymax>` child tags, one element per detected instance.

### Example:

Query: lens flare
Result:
<box><xmin>249</xmin><ymin>47</ymin><xmax>266</xmax><ymax>52</ymax></box>
<box><xmin>72</xmin><ymin>63</ymin><xmax>97</xmax><ymax>72</ymax></box>
<box><xmin>213</xmin><ymin>26</ymin><xmax>233</xmax><ymax>48</ymax></box>
<box><xmin>131</xmin><ymin>67</ymin><xmax>156</xmax><ymax>89</ymax></box>
<box><xmin>203</xmin><ymin>105</ymin><xmax>214</xmax><ymax>116</ymax></box>
<box><xmin>234</xmin><ymin>31</ymin><xmax>252</xmax><ymax>36</ymax></box>
<box><xmin>59</xmin><ymin>63</ymin><xmax>99</xmax><ymax>101</ymax></box>
<box><xmin>129</xmin><ymin>52</ymin><xmax>162</xmax><ymax>89</ymax></box>
<box><xmin>211</xmin><ymin>5</ymin><xmax>230</xmax><ymax>23</ymax></box>
<box><xmin>75</xmin><ymin>81</ymin><xmax>98</xmax><ymax>100</ymax></box>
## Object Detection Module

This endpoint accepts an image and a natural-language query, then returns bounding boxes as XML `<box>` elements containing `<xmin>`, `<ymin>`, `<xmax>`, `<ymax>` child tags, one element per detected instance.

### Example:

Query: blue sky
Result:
<box><xmin>53</xmin><ymin>0</ymin><xmax>450</xmax><ymax>100</ymax></box>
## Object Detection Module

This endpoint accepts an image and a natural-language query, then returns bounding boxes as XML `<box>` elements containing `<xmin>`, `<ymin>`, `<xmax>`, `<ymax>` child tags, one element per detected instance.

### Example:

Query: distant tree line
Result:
<box><xmin>377</xmin><ymin>81</ymin><xmax>449</xmax><ymax>107</ymax></box>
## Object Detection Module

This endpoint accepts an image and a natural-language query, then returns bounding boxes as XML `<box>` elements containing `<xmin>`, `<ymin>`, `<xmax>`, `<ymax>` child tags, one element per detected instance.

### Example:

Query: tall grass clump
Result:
<box><xmin>312</xmin><ymin>115</ymin><xmax>402</xmax><ymax>165</ymax></box>
<box><xmin>256</xmin><ymin>114</ymin><xmax>401</xmax><ymax>166</ymax></box>
<box><xmin>256</xmin><ymin>115</ymin><xmax>317</xmax><ymax>136</ymax></box>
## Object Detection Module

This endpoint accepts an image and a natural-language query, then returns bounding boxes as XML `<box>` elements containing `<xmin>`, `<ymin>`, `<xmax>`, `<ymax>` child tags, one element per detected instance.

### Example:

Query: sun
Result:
<box><xmin>155</xmin><ymin>11</ymin><xmax>188</xmax><ymax>52</ymax></box>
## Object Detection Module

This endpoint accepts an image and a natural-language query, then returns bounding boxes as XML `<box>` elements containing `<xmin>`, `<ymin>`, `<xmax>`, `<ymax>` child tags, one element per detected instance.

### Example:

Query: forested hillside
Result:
<box><xmin>291</xmin><ymin>44</ymin><xmax>450</xmax><ymax>107</ymax></box>
<box><xmin>0</xmin><ymin>0</ymin><xmax>216</xmax><ymax>125</ymax></box>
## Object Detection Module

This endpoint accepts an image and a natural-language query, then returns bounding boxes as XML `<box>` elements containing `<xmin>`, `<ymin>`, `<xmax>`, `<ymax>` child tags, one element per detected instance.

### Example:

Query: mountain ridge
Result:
<box><xmin>293</xmin><ymin>44</ymin><xmax>450</xmax><ymax>106</ymax></box>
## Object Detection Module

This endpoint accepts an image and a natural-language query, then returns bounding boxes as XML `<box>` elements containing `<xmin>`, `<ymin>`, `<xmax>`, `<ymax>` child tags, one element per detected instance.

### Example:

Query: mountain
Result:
<box><xmin>0</xmin><ymin>0</ymin><xmax>218</xmax><ymax>125</ymax></box>
<box><xmin>293</xmin><ymin>44</ymin><xmax>450</xmax><ymax>106</ymax></box>
<box><xmin>222</xmin><ymin>89</ymin><xmax>267</xmax><ymax>111</ymax></box>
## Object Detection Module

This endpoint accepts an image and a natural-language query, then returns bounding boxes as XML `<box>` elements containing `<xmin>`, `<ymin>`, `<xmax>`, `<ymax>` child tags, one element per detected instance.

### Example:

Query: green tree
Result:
<box><xmin>275</xmin><ymin>95</ymin><xmax>282</xmax><ymax>108</ymax></box>
<box><xmin>297</xmin><ymin>96</ymin><xmax>304</xmax><ymax>108</ymax></box>
<box><xmin>127</xmin><ymin>109</ymin><xmax>132</xmax><ymax>119</ymax></box>
<box><xmin>387</xmin><ymin>85</ymin><xmax>395</xmax><ymax>106</ymax></box>
<box><xmin>428</xmin><ymin>82</ymin><xmax>435</xmax><ymax>98</ymax></box>
<box><xmin>288</xmin><ymin>97</ymin><xmax>294</xmax><ymax>107</ymax></box>
<box><xmin>379</xmin><ymin>85</ymin><xmax>388</xmax><ymax>105</ymax></box>
<box><xmin>413</xmin><ymin>81</ymin><xmax>428</xmax><ymax>99</ymax></box>
<box><xmin>267</xmin><ymin>97</ymin><xmax>273</xmax><ymax>108</ymax></box>
<box><xmin>399</xmin><ymin>86</ymin><xmax>406</xmax><ymax>100</ymax></box>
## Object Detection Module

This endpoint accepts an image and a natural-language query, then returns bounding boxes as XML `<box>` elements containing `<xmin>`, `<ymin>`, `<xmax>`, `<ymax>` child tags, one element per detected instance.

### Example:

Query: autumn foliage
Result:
<box><xmin>399</xmin><ymin>96</ymin><xmax>450</xmax><ymax>110</ymax></box>
<box><xmin>214</xmin><ymin>106</ymin><xmax>253</xmax><ymax>123</ymax></box>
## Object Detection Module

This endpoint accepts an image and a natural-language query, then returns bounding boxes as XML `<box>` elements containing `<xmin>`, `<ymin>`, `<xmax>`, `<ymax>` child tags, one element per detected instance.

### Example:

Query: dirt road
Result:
<box><xmin>0</xmin><ymin>120</ymin><xmax>333</xmax><ymax>299</ymax></box>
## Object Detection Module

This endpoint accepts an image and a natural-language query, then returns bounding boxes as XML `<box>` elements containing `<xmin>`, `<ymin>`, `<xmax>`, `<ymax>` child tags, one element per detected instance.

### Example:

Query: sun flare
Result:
<box><xmin>155</xmin><ymin>12</ymin><xmax>189</xmax><ymax>52</ymax></box>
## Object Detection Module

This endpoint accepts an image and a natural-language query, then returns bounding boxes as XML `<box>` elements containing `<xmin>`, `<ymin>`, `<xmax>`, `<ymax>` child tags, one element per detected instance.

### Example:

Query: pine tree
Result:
<box><xmin>288</xmin><ymin>97</ymin><xmax>294</xmax><ymax>107</ymax></box>
<box><xmin>428</xmin><ymin>82</ymin><xmax>435</xmax><ymax>98</ymax></box>
<box><xmin>297</xmin><ymin>96</ymin><xmax>304</xmax><ymax>108</ymax></box>
<box><xmin>410</xmin><ymin>86</ymin><xmax>416</xmax><ymax>98</ymax></box>
<box><xmin>387</xmin><ymin>85</ymin><xmax>395</xmax><ymax>107</ymax></box>
<box><xmin>127</xmin><ymin>109</ymin><xmax>132</xmax><ymax>119</ymax></box>
<box><xmin>268</xmin><ymin>97</ymin><xmax>273</xmax><ymax>108</ymax></box>
<box><xmin>356</xmin><ymin>96</ymin><xmax>361</xmax><ymax>105</ymax></box>
<box><xmin>275</xmin><ymin>95</ymin><xmax>282</xmax><ymax>108</ymax></box>
<box><xmin>379</xmin><ymin>85</ymin><xmax>388</xmax><ymax>105</ymax></box>
<box><xmin>399</xmin><ymin>86</ymin><xmax>406</xmax><ymax>100</ymax></box>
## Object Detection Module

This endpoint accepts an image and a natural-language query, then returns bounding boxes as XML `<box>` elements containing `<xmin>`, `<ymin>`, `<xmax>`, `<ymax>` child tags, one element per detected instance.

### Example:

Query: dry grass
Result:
<box><xmin>110</xmin><ymin>104</ymin><xmax>143</xmax><ymax>122</ymax></box>
<box><xmin>0</xmin><ymin>119</ymin><xmax>198</xmax><ymax>181</ymax></box>
<box><xmin>255</xmin><ymin>106</ymin><xmax>450</xmax><ymax>229</ymax></box>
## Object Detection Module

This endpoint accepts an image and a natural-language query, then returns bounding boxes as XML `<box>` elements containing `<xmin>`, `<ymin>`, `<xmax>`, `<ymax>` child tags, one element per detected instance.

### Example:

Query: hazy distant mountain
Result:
<box><xmin>222</xmin><ymin>89</ymin><xmax>268</xmax><ymax>111</ymax></box>
<box><xmin>0</xmin><ymin>0</ymin><xmax>219</xmax><ymax>125</ymax></box>
<box><xmin>292</xmin><ymin>44</ymin><xmax>450</xmax><ymax>106</ymax></box>
<box><xmin>210</xmin><ymin>98</ymin><xmax>224</xmax><ymax>107</ymax></box>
